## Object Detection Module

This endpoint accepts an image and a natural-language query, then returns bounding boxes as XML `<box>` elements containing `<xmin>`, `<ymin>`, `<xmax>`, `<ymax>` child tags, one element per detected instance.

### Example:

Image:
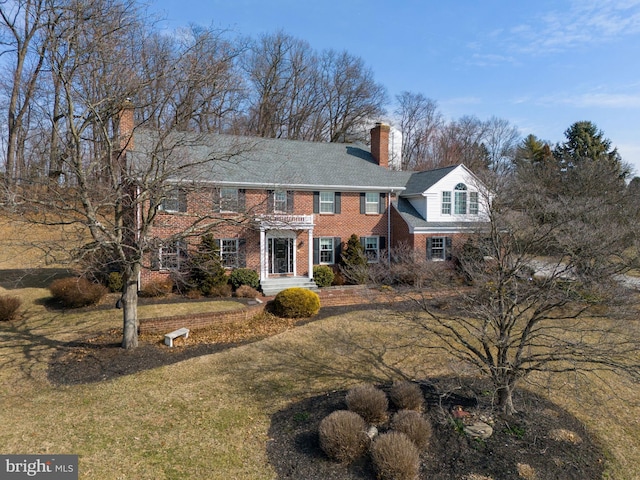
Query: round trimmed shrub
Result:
<box><xmin>0</xmin><ymin>295</ymin><xmax>22</xmax><ymax>321</ymax></box>
<box><xmin>313</xmin><ymin>265</ymin><xmax>335</xmax><ymax>287</ymax></box>
<box><xmin>345</xmin><ymin>384</ymin><xmax>388</xmax><ymax>425</ymax></box>
<box><xmin>390</xmin><ymin>410</ymin><xmax>432</xmax><ymax>451</ymax></box>
<box><xmin>371</xmin><ymin>431</ymin><xmax>421</xmax><ymax>480</ymax></box>
<box><xmin>318</xmin><ymin>410</ymin><xmax>369</xmax><ymax>463</ymax></box>
<box><xmin>229</xmin><ymin>268</ymin><xmax>260</xmax><ymax>290</ymax></box>
<box><xmin>389</xmin><ymin>381</ymin><xmax>424</xmax><ymax>411</ymax></box>
<box><xmin>49</xmin><ymin>277</ymin><xmax>107</xmax><ymax>308</ymax></box>
<box><xmin>272</xmin><ymin>287</ymin><xmax>320</xmax><ymax>318</ymax></box>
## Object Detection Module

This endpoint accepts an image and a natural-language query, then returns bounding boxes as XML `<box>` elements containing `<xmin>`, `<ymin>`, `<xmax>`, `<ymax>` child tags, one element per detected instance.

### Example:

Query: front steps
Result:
<box><xmin>260</xmin><ymin>276</ymin><xmax>319</xmax><ymax>296</ymax></box>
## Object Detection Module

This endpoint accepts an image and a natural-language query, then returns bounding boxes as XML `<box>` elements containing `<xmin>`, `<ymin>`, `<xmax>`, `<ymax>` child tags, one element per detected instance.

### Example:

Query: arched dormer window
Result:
<box><xmin>454</xmin><ymin>183</ymin><xmax>467</xmax><ymax>214</ymax></box>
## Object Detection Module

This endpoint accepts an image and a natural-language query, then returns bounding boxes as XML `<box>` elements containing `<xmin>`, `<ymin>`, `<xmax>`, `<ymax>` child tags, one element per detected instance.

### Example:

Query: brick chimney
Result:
<box><xmin>118</xmin><ymin>99</ymin><xmax>135</xmax><ymax>151</ymax></box>
<box><xmin>370</xmin><ymin>122</ymin><xmax>390</xmax><ymax>168</ymax></box>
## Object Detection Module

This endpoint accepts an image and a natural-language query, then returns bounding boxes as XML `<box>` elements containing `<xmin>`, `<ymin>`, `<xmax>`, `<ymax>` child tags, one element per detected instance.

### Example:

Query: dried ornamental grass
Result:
<box><xmin>371</xmin><ymin>431</ymin><xmax>421</xmax><ymax>480</ymax></box>
<box><xmin>390</xmin><ymin>410</ymin><xmax>432</xmax><ymax>451</ymax></box>
<box><xmin>345</xmin><ymin>384</ymin><xmax>389</xmax><ymax>425</ymax></box>
<box><xmin>389</xmin><ymin>381</ymin><xmax>424</xmax><ymax>411</ymax></box>
<box><xmin>318</xmin><ymin>410</ymin><xmax>370</xmax><ymax>463</ymax></box>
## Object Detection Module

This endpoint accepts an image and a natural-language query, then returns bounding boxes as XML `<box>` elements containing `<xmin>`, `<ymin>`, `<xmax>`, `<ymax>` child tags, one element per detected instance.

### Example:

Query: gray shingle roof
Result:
<box><xmin>401</xmin><ymin>165</ymin><xmax>458</xmax><ymax>196</ymax></box>
<box><xmin>394</xmin><ymin>197</ymin><xmax>487</xmax><ymax>232</ymax></box>
<box><xmin>132</xmin><ymin>129</ymin><xmax>408</xmax><ymax>191</ymax></box>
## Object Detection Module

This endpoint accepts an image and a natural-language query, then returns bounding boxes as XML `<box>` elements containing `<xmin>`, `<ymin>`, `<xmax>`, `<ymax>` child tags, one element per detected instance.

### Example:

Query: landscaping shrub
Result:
<box><xmin>340</xmin><ymin>234</ymin><xmax>369</xmax><ymax>284</ymax></box>
<box><xmin>0</xmin><ymin>295</ymin><xmax>22</xmax><ymax>321</ymax></box>
<box><xmin>389</xmin><ymin>381</ymin><xmax>424</xmax><ymax>411</ymax></box>
<box><xmin>229</xmin><ymin>268</ymin><xmax>260</xmax><ymax>290</ymax></box>
<box><xmin>107</xmin><ymin>271</ymin><xmax>124</xmax><ymax>293</ymax></box>
<box><xmin>345</xmin><ymin>384</ymin><xmax>388</xmax><ymax>425</ymax></box>
<box><xmin>390</xmin><ymin>410</ymin><xmax>432</xmax><ymax>451</ymax></box>
<box><xmin>49</xmin><ymin>277</ymin><xmax>107</xmax><ymax>308</ymax></box>
<box><xmin>272</xmin><ymin>288</ymin><xmax>320</xmax><ymax>318</ymax></box>
<box><xmin>139</xmin><ymin>278</ymin><xmax>174</xmax><ymax>298</ymax></box>
<box><xmin>207</xmin><ymin>283</ymin><xmax>232</xmax><ymax>297</ymax></box>
<box><xmin>318</xmin><ymin>410</ymin><xmax>370</xmax><ymax>464</ymax></box>
<box><xmin>188</xmin><ymin>234</ymin><xmax>228</xmax><ymax>295</ymax></box>
<box><xmin>234</xmin><ymin>285</ymin><xmax>261</xmax><ymax>298</ymax></box>
<box><xmin>370</xmin><ymin>431</ymin><xmax>421</xmax><ymax>480</ymax></box>
<box><xmin>313</xmin><ymin>265</ymin><xmax>334</xmax><ymax>287</ymax></box>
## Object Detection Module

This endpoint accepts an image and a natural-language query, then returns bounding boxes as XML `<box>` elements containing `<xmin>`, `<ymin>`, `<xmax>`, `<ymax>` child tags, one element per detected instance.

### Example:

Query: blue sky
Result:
<box><xmin>150</xmin><ymin>0</ymin><xmax>640</xmax><ymax>174</ymax></box>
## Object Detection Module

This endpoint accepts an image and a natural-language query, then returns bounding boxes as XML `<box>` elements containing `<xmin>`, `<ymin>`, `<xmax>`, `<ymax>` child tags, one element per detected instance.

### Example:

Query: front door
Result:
<box><xmin>268</xmin><ymin>237</ymin><xmax>294</xmax><ymax>274</ymax></box>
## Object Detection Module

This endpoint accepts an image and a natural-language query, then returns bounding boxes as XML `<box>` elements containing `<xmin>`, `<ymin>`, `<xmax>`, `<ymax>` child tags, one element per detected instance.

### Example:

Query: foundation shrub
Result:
<box><xmin>272</xmin><ymin>288</ymin><xmax>320</xmax><ymax>318</ymax></box>
<box><xmin>229</xmin><ymin>268</ymin><xmax>260</xmax><ymax>290</ymax></box>
<box><xmin>389</xmin><ymin>381</ymin><xmax>424</xmax><ymax>411</ymax></box>
<box><xmin>0</xmin><ymin>295</ymin><xmax>22</xmax><ymax>321</ymax></box>
<box><xmin>390</xmin><ymin>410</ymin><xmax>432</xmax><ymax>451</ymax></box>
<box><xmin>318</xmin><ymin>410</ymin><xmax>370</xmax><ymax>464</ymax></box>
<box><xmin>345</xmin><ymin>384</ymin><xmax>388</xmax><ymax>425</ymax></box>
<box><xmin>313</xmin><ymin>265</ymin><xmax>335</xmax><ymax>287</ymax></box>
<box><xmin>233</xmin><ymin>285</ymin><xmax>260</xmax><ymax>298</ymax></box>
<box><xmin>139</xmin><ymin>278</ymin><xmax>174</xmax><ymax>298</ymax></box>
<box><xmin>49</xmin><ymin>277</ymin><xmax>108</xmax><ymax>308</ymax></box>
<box><xmin>371</xmin><ymin>431</ymin><xmax>421</xmax><ymax>480</ymax></box>
<box><xmin>207</xmin><ymin>283</ymin><xmax>232</xmax><ymax>297</ymax></box>
<box><xmin>107</xmin><ymin>271</ymin><xmax>124</xmax><ymax>293</ymax></box>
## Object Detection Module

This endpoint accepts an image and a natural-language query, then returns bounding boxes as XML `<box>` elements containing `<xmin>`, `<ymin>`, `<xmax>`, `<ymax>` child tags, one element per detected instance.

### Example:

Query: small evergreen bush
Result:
<box><xmin>345</xmin><ymin>384</ymin><xmax>388</xmax><ymax>425</ymax></box>
<box><xmin>49</xmin><ymin>277</ymin><xmax>107</xmax><ymax>308</ymax></box>
<box><xmin>207</xmin><ymin>283</ymin><xmax>233</xmax><ymax>297</ymax></box>
<box><xmin>272</xmin><ymin>288</ymin><xmax>320</xmax><ymax>318</ymax></box>
<box><xmin>390</xmin><ymin>410</ymin><xmax>432</xmax><ymax>451</ymax></box>
<box><xmin>0</xmin><ymin>295</ymin><xmax>22</xmax><ymax>321</ymax></box>
<box><xmin>107</xmin><ymin>271</ymin><xmax>124</xmax><ymax>293</ymax></box>
<box><xmin>318</xmin><ymin>410</ymin><xmax>370</xmax><ymax>464</ymax></box>
<box><xmin>370</xmin><ymin>431</ymin><xmax>421</xmax><ymax>480</ymax></box>
<box><xmin>229</xmin><ymin>268</ymin><xmax>260</xmax><ymax>290</ymax></box>
<box><xmin>340</xmin><ymin>234</ymin><xmax>369</xmax><ymax>284</ymax></box>
<box><xmin>389</xmin><ymin>381</ymin><xmax>424</xmax><ymax>411</ymax></box>
<box><xmin>139</xmin><ymin>278</ymin><xmax>174</xmax><ymax>298</ymax></box>
<box><xmin>188</xmin><ymin>234</ymin><xmax>228</xmax><ymax>296</ymax></box>
<box><xmin>234</xmin><ymin>285</ymin><xmax>261</xmax><ymax>298</ymax></box>
<box><xmin>313</xmin><ymin>265</ymin><xmax>335</xmax><ymax>287</ymax></box>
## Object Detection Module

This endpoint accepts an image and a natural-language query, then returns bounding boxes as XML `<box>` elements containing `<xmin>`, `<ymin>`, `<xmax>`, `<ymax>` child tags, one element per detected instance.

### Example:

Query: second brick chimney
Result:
<box><xmin>370</xmin><ymin>122</ymin><xmax>390</xmax><ymax>168</ymax></box>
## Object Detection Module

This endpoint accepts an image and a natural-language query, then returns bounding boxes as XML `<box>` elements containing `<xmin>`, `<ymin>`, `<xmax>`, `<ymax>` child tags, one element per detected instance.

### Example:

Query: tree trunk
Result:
<box><xmin>121</xmin><ymin>265</ymin><xmax>140</xmax><ymax>349</ymax></box>
<box><xmin>497</xmin><ymin>383</ymin><xmax>516</xmax><ymax>415</ymax></box>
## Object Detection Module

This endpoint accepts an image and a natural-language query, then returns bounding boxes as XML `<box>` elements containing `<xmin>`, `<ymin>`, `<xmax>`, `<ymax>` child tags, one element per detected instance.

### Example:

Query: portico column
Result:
<box><xmin>260</xmin><ymin>227</ymin><xmax>267</xmax><ymax>281</ymax></box>
<box><xmin>308</xmin><ymin>228</ymin><xmax>313</xmax><ymax>279</ymax></box>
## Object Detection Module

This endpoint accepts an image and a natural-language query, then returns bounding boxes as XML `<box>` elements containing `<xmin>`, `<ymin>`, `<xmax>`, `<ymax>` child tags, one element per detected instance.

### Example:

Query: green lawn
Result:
<box><xmin>1</xmin><ymin>282</ymin><xmax>639</xmax><ymax>479</ymax></box>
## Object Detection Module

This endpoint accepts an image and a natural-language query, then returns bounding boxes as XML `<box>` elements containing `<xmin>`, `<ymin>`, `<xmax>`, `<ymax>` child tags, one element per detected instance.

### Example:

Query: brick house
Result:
<box><xmin>126</xmin><ymin>118</ymin><xmax>488</xmax><ymax>294</ymax></box>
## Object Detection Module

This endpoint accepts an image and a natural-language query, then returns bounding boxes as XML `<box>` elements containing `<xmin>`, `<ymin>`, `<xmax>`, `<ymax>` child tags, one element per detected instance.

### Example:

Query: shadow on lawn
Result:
<box><xmin>0</xmin><ymin>268</ymin><xmax>71</xmax><ymax>289</ymax></box>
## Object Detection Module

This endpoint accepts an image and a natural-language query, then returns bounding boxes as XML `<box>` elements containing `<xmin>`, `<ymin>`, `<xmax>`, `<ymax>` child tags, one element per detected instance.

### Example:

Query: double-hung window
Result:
<box><xmin>159</xmin><ymin>240</ymin><xmax>187</xmax><ymax>270</ymax></box>
<box><xmin>159</xmin><ymin>187</ymin><xmax>186</xmax><ymax>213</ymax></box>
<box><xmin>319</xmin><ymin>237</ymin><xmax>335</xmax><ymax>264</ymax></box>
<box><xmin>442</xmin><ymin>191</ymin><xmax>451</xmax><ymax>215</ymax></box>
<box><xmin>362</xmin><ymin>236</ymin><xmax>380</xmax><ymax>263</ymax></box>
<box><xmin>319</xmin><ymin>192</ymin><xmax>335</xmax><ymax>214</ymax></box>
<box><xmin>365</xmin><ymin>192</ymin><xmax>380</xmax><ymax>214</ymax></box>
<box><xmin>469</xmin><ymin>191</ymin><xmax>479</xmax><ymax>215</ymax></box>
<box><xmin>219</xmin><ymin>188</ymin><xmax>238</xmax><ymax>212</ymax></box>
<box><xmin>219</xmin><ymin>239</ymin><xmax>239</xmax><ymax>268</ymax></box>
<box><xmin>454</xmin><ymin>183</ymin><xmax>467</xmax><ymax>214</ymax></box>
<box><xmin>427</xmin><ymin>237</ymin><xmax>452</xmax><ymax>261</ymax></box>
<box><xmin>273</xmin><ymin>190</ymin><xmax>288</xmax><ymax>213</ymax></box>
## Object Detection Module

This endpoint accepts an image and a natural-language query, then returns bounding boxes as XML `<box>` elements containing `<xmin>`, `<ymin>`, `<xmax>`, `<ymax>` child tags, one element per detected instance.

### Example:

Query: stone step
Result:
<box><xmin>260</xmin><ymin>276</ymin><xmax>319</xmax><ymax>296</ymax></box>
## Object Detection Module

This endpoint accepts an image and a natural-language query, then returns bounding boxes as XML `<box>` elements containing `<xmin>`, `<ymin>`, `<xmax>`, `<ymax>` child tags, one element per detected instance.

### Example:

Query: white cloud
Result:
<box><xmin>537</xmin><ymin>91</ymin><xmax>640</xmax><ymax>108</ymax></box>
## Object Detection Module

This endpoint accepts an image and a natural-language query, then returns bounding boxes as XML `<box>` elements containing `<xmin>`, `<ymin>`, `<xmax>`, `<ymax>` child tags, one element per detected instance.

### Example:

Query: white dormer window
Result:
<box><xmin>442</xmin><ymin>191</ymin><xmax>451</xmax><ymax>215</ymax></box>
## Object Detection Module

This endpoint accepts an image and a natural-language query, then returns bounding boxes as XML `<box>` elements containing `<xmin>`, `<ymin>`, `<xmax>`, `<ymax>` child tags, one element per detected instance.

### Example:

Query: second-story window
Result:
<box><xmin>319</xmin><ymin>192</ymin><xmax>335</xmax><ymax>214</ymax></box>
<box><xmin>219</xmin><ymin>188</ymin><xmax>238</xmax><ymax>212</ymax></box>
<box><xmin>365</xmin><ymin>192</ymin><xmax>380</xmax><ymax>214</ymax></box>
<box><xmin>442</xmin><ymin>191</ymin><xmax>451</xmax><ymax>215</ymax></box>
<box><xmin>274</xmin><ymin>190</ymin><xmax>287</xmax><ymax>213</ymax></box>
<box><xmin>454</xmin><ymin>183</ymin><xmax>468</xmax><ymax>215</ymax></box>
<box><xmin>159</xmin><ymin>187</ymin><xmax>187</xmax><ymax>213</ymax></box>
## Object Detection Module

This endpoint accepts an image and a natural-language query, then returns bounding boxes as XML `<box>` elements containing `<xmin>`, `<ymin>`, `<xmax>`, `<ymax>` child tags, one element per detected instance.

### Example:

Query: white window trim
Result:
<box><xmin>362</xmin><ymin>236</ymin><xmax>380</xmax><ymax>263</ymax></box>
<box><xmin>319</xmin><ymin>237</ymin><xmax>335</xmax><ymax>264</ymax></box>
<box><xmin>219</xmin><ymin>188</ymin><xmax>239</xmax><ymax>213</ymax></box>
<box><xmin>219</xmin><ymin>238</ymin><xmax>239</xmax><ymax>268</ymax></box>
<box><xmin>159</xmin><ymin>241</ymin><xmax>187</xmax><ymax>271</ymax></box>
<box><xmin>273</xmin><ymin>190</ymin><xmax>288</xmax><ymax>213</ymax></box>
<box><xmin>159</xmin><ymin>188</ymin><xmax>183</xmax><ymax>213</ymax></box>
<box><xmin>365</xmin><ymin>192</ymin><xmax>379</xmax><ymax>214</ymax></box>
<box><xmin>442</xmin><ymin>191</ymin><xmax>451</xmax><ymax>215</ymax></box>
<box><xmin>319</xmin><ymin>191</ymin><xmax>335</xmax><ymax>214</ymax></box>
<box><xmin>430</xmin><ymin>237</ymin><xmax>446</xmax><ymax>261</ymax></box>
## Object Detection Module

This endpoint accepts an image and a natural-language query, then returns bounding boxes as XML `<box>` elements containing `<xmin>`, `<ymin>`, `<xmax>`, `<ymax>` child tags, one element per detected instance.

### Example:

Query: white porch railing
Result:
<box><xmin>257</xmin><ymin>214</ymin><xmax>315</xmax><ymax>229</ymax></box>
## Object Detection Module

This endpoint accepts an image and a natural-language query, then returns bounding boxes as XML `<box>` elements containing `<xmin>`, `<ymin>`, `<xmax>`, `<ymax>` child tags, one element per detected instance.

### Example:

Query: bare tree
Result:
<box><xmin>394</xmin><ymin>92</ymin><xmax>442</xmax><ymax>171</ymax></box>
<box><xmin>482</xmin><ymin>116</ymin><xmax>520</xmax><ymax>173</ymax></box>
<box><xmin>389</xmin><ymin>164</ymin><xmax>640</xmax><ymax>414</ymax></box>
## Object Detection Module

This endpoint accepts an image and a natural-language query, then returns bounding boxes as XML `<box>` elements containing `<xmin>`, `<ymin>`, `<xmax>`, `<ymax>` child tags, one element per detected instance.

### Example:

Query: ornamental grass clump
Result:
<box><xmin>0</xmin><ymin>295</ymin><xmax>22</xmax><ymax>321</ymax></box>
<box><xmin>370</xmin><ymin>431</ymin><xmax>421</xmax><ymax>480</ymax></box>
<box><xmin>390</xmin><ymin>410</ymin><xmax>432</xmax><ymax>451</ymax></box>
<box><xmin>318</xmin><ymin>410</ymin><xmax>370</xmax><ymax>464</ymax></box>
<box><xmin>389</xmin><ymin>381</ymin><xmax>424</xmax><ymax>411</ymax></box>
<box><xmin>49</xmin><ymin>277</ymin><xmax>107</xmax><ymax>308</ymax></box>
<box><xmin>272</xmin><ymin>287</ymin><xmax>320</xmax><ymax>318</ymax></box>
<box><xmin>345</xmin><ymin>384</ymin><xmax>388</xmax><ymax>425</ymax></box>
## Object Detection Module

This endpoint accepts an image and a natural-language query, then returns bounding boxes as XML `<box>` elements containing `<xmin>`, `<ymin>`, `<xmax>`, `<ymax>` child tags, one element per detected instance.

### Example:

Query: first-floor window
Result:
<box><xmin>319</xmin><ymin>237</ymin><xmax>335</xmax><ymax>264</ymax></box>
<box><xmin>219</xmin><ymin>239</ymin><xmax>239</xmax><ymax>268</ymax></box>
<box><xmin>427</xmin><ymin>237</ymin><xmax>451</xmax><ymax>261</ymax></box>
<box><xmin>159</xmin><ymin>240</ymin><xmax>187</xmax><ymax>270</ymax></box>
<box><xmin>362</xmin><ymin>236</ymin><xmax>380</xmax><ymax>263</ymax></box>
